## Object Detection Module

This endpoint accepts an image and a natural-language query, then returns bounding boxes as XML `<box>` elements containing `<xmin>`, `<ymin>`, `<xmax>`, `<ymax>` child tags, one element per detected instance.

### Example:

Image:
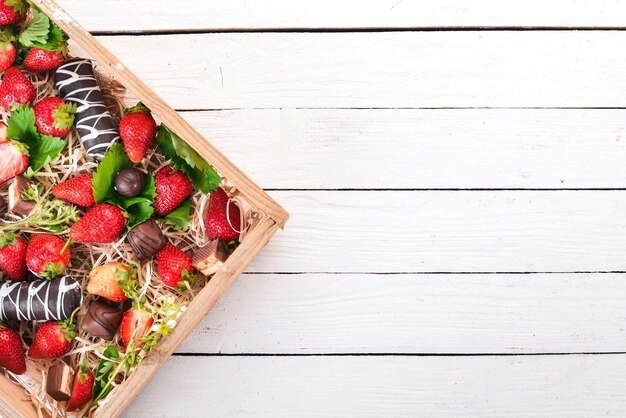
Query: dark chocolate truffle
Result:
<box><xmin>115</xmin><ymin>168</ymin><xmax>145</xmax><ymax>197</ymax></box>
<box><xmin>46</xmin><ymin>362</ymin><xmax>74</xmax><ymax>401</ymax></box>
<box><xmin>82</xmin><ymin>300</ymin><xmax>123</xmax><ymax>341</ymax></box>
<box><xmin>127</xmin><ymin>219</ymin><xmax>167</xmax><ymax>260</ymax></box>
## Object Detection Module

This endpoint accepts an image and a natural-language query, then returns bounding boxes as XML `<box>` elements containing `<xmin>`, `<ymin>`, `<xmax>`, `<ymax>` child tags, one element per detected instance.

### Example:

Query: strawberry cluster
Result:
<box><xmin>0</xmin><ymin>1</ymin><xmax>244</xmax><ymax>415</ymax></box>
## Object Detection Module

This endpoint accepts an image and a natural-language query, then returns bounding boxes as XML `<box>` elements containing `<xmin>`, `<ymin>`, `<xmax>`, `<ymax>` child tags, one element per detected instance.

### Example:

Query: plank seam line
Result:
<box><xmin>264</xmin><ymin>188</ymin><xmax>626</xmax><ymax>192</ymax></box>
<box><xmin>177</xmin><ymin>107</ymin><xmax>626</xmax><ymax>112</ymax></box>
<box><xmin>243</xmin><ymin>271</ymin><xmax>626</xmax><ymax>275</ymax></box>
<box><xmin>172</xmin><ymin>352</ymin><xmax>626</xmax><ymax>357</ymax></box>
<box><xmin>92</xmin><ymin>27</ymin><xmax>626</xmax><ymax>36</ymax></box>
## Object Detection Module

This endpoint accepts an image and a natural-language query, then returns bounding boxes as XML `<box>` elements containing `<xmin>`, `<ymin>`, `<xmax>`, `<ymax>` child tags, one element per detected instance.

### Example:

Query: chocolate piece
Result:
<box><xmin>46</xmin><ymin>362</ymin><xmax>74</xmax><ymax>401</ymax></box>
<box><xmin>0</xmin><ymin>195</ymin><xmax>6</xmax><ymax>213</ymax></box>
<box><xmin>8</xmin><ymin>177</ymin><xmax>35</xmax><ymax>216</ymax></box>
<box><xmin>0</xmin><ymin>277</ymin><xmax>83</xmax><ymax>321</ymax></box>
<box><xmin>115</xmin><ymin>168</ymin><xmax>145</xmax><ymax>197</ymax></box>
<box><xmin>55</xmin><ymin>58</ymin><xmax>120</xmax><ymax>161</ymax></box>
<box><xmin>127</xmin><ymin>219</ymin><xmax>166</xmax><ymax>260</ymax></box>
<box><xmin>193</xmin><ymin>239</ymin><xmax>228</xmax><ymax>276</ymax></box>
<box><xmin>82</xmin><ymin>300</ymin><xmax>122</xmax><ymax>341</ymax></box>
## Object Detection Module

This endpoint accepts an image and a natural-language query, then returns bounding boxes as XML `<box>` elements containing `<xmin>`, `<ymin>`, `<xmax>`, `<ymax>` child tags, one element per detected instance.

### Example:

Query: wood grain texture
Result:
<box><xmin>181</xmin><ymin>108</ymin><xmax>626</xmax><ymax>189</ymax></box>
<box><xmin>248</xmin><ymin>191</ymin><xmax>626</xmax><ymax>273</ymax></box>
<box><xmin>175</xmin><ymin>273</ymin><xmax>626</xmax><ymax>354</ymax></box>
<box><xmin>55</xmin><ymin>0</ymin><xmax>626</xmax><ymax>31</ymax></box>
<box><xmin>94</xmin><ymin>32</ymin><xmax>626</xmax><ymax>109</ymax></box>
<box><xmin>122</xmin><ymin>355</ymin><xmax>626</xmax><ymax>418</ymax></box>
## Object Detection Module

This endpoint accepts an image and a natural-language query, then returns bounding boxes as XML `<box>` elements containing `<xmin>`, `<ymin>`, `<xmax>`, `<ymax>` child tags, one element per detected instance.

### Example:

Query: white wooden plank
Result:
<box><xmin>123</xmin><ymin>355</ymin><xmax>626</xmax><ymax>417</ymax></box>
<box><xmin>182</xmin><ymin>108</ymin><xmax>626</xmax><ymax>189</ymax></box>
<box><xmin>56</xmin><ymin>0</ymin><xmax>626</xmax><ymax>31</ymax></box>
<box><xmin>248</xmin><ymin>191</ymin><xmax>626</xmax><ymax>273</ymax></box>
<box><xmin>94</xmin><ymin>32</ymin><xmax>626</xmax><ymax>109</ymax></box>
<box><xmin>176</xmin><ymin>273</ymin><xmax>626</xmax><ymax>354</ymax></box>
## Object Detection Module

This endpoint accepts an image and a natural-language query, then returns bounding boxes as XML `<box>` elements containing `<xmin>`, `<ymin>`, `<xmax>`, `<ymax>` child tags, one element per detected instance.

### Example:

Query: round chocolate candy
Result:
<box><xmin>115</xmin><ymin>168</ymin><xmax>145</xmax><ymax>197</ymax></box>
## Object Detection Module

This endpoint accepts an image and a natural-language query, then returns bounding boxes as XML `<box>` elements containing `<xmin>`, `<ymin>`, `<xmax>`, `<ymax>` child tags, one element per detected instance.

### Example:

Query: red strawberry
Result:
<box><xmin>120</xmin><ymin>307</ymin><xmax>153</xmax><ymax>352</ymax></box>
<box><xmin>52</xmin><ymin>173</ymin><xmax>95</xmax><ymax>207</ymax></box>
<box><xmin>206</xmin><ymin>187</ymin><xmax>241</xmax><ymax>242</ymax></box>
<box><xmin>0</xmin><ymin>323</ymin><xmax>25</xmax><ymax>374</ymax></box>
<box><xmin>156</xmin><ymin>243</ymin><xmax>196</xmax><ymax>290</ymax></box>
<box><xmin>0</xmin><ymin>232</ymin><xmax>26</xmax><ymax>281</ymax></box>
<box><xmin>34</xmin><ymin>97</ymin><xmax>76</xmax><ymax>138</ymax></box>
<box><xmin>28</xmin><ymin>319</ymin><xmax>76</xmax><ymax>359</ymax></box>
<box><xmin>66</xmin><ymin>362</ymin><xmax>95</xmax><ymax>412</ymax></box>
<box><xmin>0</xmin><ymin>67</ymin><xmax>35</xmax><ymax>109</ymax></box>
<box><xmin>119</xmin><ymin>103</ymin><xmax>157</xmax><ymax>163</ymax></box>
<box><xmin>154</xmin><ymin>165</ymin><xmax>193</xmax><ymax>216</ymax></box>
<box><xmin>0</xmin><ymin>0</ymin><xmax>27</xmax><ymax>26</ymax></box>
<box><xmin>0</xmin><ymin>140</ymin><xmax>28</xmax><ymax>185</ymax></box>
<box><xmin>0</xmin><ymin>41</ymin><xmax>15</xmax><ymax>73</ymax></box>
<box><xmin>87</xmin><ymin>261</ymin><xmax>129</xmax><ymax>302</ymax></box>
<box><xmin>23</xmin><ymin>48</ymin><xmax>65</xmax><ymax>73</ymax></box>
<box><xmin>25</xmin><ymin>233</ymin><xmax>70</xmax><ymax>279</ymax></box>
<box><xmin>69</xmin><ymin>204</ymin><xmax>126</xmax><ymax>243</ymax></box>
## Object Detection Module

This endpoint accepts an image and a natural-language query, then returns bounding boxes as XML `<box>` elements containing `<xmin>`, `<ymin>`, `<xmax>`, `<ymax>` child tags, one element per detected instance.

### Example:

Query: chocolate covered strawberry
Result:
<box><xmin>154</xmin><ymin>165</ymin><xmax>193</xmax><ymax>216</ymax></box>
<box><xmin>87</xmin><ymin>261</ymin><xmax>128</xmax><ymax>302</ymax></box>
<box><xmin>66</xmin><ymin>362</ymin><xmax>94</xmax><ymax>411</ymax></box>
<box><xmin>52</xmin><ymin>173</ymin><xmax>95</xmax><ymax>207</ymax></box>
<box><xmin>0</xmin><ymin>232</ymin><xmax>26</xmax><ymax>281</ymax></box>
<box><xmin>28</xmin><ymin>319</ymin><xmax>76</xmax><ymax>359</ymax></box>
<box><xmin>206</xmin><ymin>187</ymin><xmax>241</xmax><ymax>242</ymax></box>
<box><xmin>156</xmin><ymin>243</ymin><xmax>196</xmax><ymax>290</ymax></box>
<box><xmin>119</xmin><ymin>103</ymin><xmax>157</xmax><ymax>163</ymax></box>
<box><xmin>26</xmin><ymin>233</ymin><xmax>71</xmax><ymax>279</ymax></box>
<box><xmin>120</xmin><ymin>307</ymin><xmax>153</xmax><ymax>352</ymax></box>
<box><xmin>0</xmin><ymin>323</ymin><xmax>25</xmax><ymax>374</ymax></box>
<box><xmin>34</xmin><ymin>97</ymin><xmax>76</xmax><ymax>138</ymax></box>
<box><xmin>0</xmin><ymin>0</ymin><xmax>27</xmax><ymax>26</ymax></box>
<box><xmin>0</xmin><ymin>66</ymin><xmax>34</xmax><ymax>109</ymax></box>
<box><xmin>24</xmin><ymin>48</ymin><xmax>65</xmax><ymax>73</ymax></box>
<box><xmin>0</xmin><ymin>139</ymin><xmax>28</xmax><ymax>185</ymax></box>
<box><xmin>69</xmin><ymin>204</ymin><xmax>126</xmax><ymax>243</ymax></box>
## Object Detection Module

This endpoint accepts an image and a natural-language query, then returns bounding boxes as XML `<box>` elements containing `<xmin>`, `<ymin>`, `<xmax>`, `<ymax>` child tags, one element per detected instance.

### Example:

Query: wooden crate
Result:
<box><xmin>0</xmin><ymin>1</ymin><xmax>289</xmax><ymax>417</ymax></box>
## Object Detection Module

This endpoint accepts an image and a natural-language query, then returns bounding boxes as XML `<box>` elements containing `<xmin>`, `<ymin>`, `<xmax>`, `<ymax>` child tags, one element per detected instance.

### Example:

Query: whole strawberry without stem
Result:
<box><xmin>69</xmin><ymin>204</ymin><xmax>126</xmax><ymax>244</ymax></box>
<box><xmin>0</xmin><ymin>232</ymin><xmax>27</xmax><ymax>281</ymax></box>
<box><xmin>119</xmin><ymin>103</ymin><xmax>157</xmax><ymax>163</ymax></box>
<box><xmin>26</xmin><ymin>233</ymin><xmax>71</xmax><ymax>279</ymax></box>
<box><xmin>156</xmin><ymin>243</ymin><xmax>197</xmax><ymax>290</ymax></box>
<box><xmin>87</xmin><ymin>261</ymin><xmax>129</xmax><ymax>302</ymax></box>
<box><xmin>34</xmin><ymin>97</ymin><xmax>76</xmax><ymax>138</ymax></box>
<box><xmin>28</xmin><ymin>316</ymin><xmax>76</xmax><ymax>359</ymax></box>
<box><xmin>0</xmin><ymin>66</ymin><xmax>35</xmax><ymax>109</ymax></box>
<box><xmin>24</xmin><ymin>48</ymin><xmax>65</xmax><ymax>73</ymax></box>
<box><xmin>0</xmin><ymin>0</ymin><xmax>27</xmax><ymax>26</ymax></box>
<box><xmin>52</xmin><ymin>173</ymin><xmax>95</xmax><ymax>207</ymax></box>
<box><xmin>120</xmin><ymin>307</ymin><xmax>153</xmax><ymax>352</ymax></box>
<box><xmin>0</xmin><ymin>323</ymin><xmax>25</xmax><ymax>374</ymax></box>
<box><xmin>206</xmin><ymin>187</ymin><xmax>241</xmax><ymax>242</ymax></box>
<box><xmin>66</xmin><ymin>362</ymin><xmax>94</xmax><ymax>411</ymax></box>
<box><xmin>153</xmin><ymin>165</ymin><xmax>193</xmax><ymax>216</ymax></box>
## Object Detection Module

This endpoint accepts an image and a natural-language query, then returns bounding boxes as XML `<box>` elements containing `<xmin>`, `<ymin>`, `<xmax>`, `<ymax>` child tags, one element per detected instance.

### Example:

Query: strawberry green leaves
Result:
<box><xmin>162</xmin><ymin>199</ymin><xmax>191</xmax><ymax>231</ymax></box>
<box><xmin>92</xmin><ymin>143</ymin><xmax>156</xmax><ymax>232</ymax></box>
<box><xmin>93</xmin><ymin>345</ymin><xmax>119</xmax><ymax>401</ymax></box>
<box><xmin>92</xmin><ymin>143</ymin><xmax>131</xmax><ymax>204</ymax></box>
<box><xmin>6</xmin><ymin>105</ymin><xmax>65</xmax><ymax>177</ymax></box>
<box><xmin>156</xmin><ymin>124</ymin><xmax>220</xmax><ymax>194</ymax></box>
<box><xmin>18</xmin><ymin>8</ymin><xmax>68</xmax><ymax>54</ymax></box>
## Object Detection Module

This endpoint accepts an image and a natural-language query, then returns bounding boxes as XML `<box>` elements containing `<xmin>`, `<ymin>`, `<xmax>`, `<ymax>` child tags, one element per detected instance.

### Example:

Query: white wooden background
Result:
<box><xmin>56</xmin><ymin>1</ymin><xmax>626</xmax><ymax>416</ymax></box>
